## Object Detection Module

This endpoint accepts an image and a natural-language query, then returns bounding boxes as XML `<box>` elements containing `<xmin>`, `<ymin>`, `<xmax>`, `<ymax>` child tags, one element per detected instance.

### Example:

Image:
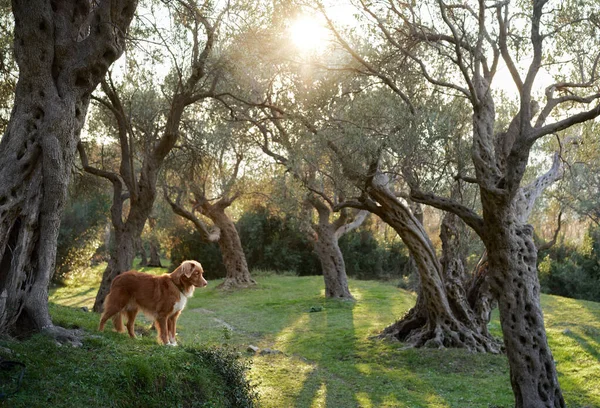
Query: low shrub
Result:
<box><xmin>169</xmin><ymin>205</ymin><xmax>410</xmax><ymax>281</ymax></box>
<box><xmin>538</xmin><ymin>226</ymin><xmax>600</xmax><ymax>302</ymax></box>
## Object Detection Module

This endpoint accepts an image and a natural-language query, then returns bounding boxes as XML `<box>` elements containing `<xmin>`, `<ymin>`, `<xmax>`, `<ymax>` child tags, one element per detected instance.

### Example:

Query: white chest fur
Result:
<box><xmin>172</xmin><ymin>291</ymin><xmax>189</xmax><ymax>314</ymax></box>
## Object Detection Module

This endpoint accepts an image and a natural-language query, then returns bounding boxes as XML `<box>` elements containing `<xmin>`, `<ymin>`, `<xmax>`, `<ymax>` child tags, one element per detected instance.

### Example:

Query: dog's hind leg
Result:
<box><xmin>99</xmin><ymin>294</ymin><xmax>120</xmax><ymax>332</ymax></box>
<box><xmin>112</xmin><ymin>312</ymin><xmax>125</xmax><ymax>333</ymax></box>
<box><xmin>125</xmin><ymin>308</ymin><xmax>138</xmax><ymax>338</ymax></box>
<box><xmin>99</xmin><ymin>292</ymin><xmax>129</xmax><ymax>333</ymax></box>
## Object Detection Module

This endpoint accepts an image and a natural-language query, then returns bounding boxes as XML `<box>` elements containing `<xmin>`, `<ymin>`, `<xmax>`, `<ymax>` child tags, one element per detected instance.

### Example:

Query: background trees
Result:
<box><xmin>335</xmin><ymin>0</ymin><xmax>600</xmax><ymax>405</ymax></box>
<box><xmin>80</xmin><ymin>0</ymin><xmax>231</xmax><ymax>312</ymax></box>
<box><xmin>1</xmin><ymin>0</ymin><xmax>600</xmax><ymax>406</ymax></box>
<box><xmin>164</xmin><ymin>106</ymin><xmax>256</xmax><ymax>289</ymax></box>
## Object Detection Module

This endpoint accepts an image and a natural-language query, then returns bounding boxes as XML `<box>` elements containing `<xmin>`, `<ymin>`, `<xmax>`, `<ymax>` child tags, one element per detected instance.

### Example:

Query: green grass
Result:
<box><xmin>0</xmin><ymin>318</ymin><xmax>256</xmax><ymax>408</ymax></box>
<box><xmin>3</xmin><ymin>264</ymin><xmax>600</xmax><ymax>407</ymax></box>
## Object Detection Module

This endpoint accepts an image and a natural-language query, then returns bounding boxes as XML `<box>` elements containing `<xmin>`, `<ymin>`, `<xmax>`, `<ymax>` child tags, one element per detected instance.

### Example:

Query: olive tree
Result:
<box><xmin>333</xmin><ymin>0</ymin><xmax>600</xmax><ymax>405</ymax></box>
<box><xmin>0</xmin><ymin>0</ymin><xmax>136</xmax><ymax>338</ymax></box>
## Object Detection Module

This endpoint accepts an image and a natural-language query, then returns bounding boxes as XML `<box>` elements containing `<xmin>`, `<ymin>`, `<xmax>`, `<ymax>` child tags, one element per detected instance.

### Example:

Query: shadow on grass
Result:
<box><xmin>565</xmin><ymin>328</ymin><xmax>600</xmax><ymax>362</ymax></box>
<box><xmin>50</xmin><ymin>287</ymin><xmax>97</xmax><ymax>308</ymax></box>
<box><xmin>286</xmin><ymin>295</ymin><xmax>444</xmax><ymax>408</ymax></box>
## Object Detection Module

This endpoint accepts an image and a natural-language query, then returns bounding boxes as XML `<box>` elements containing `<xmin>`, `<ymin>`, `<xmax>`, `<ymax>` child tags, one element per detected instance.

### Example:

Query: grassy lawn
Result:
<box><xmin>3</xmin><ymin>263</ymin><xmax>599</xmax><ymax>407</ymax></box>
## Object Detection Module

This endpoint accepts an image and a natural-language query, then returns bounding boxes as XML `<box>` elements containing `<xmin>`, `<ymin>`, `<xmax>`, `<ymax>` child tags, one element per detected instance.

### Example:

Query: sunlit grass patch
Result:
<box><xmin>45</xmin><ymin>271</ymin><xmax>600</xmax><ymax>408</ymax></box>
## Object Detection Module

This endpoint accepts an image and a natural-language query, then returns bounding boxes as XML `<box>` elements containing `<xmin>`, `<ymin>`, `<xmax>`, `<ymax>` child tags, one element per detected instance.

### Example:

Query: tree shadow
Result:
<box><xmin>565</xmin><ymin>328</ymin><xmax>600</xmax><ymax>362</ymax></box>
<box><xmin>287</xmin><ymin>291</ymin><xmax>444</xmax><ymax>408</ymax></box>
<box><xmin>49</xmin><ymin>287</ymin><xmax>97</xmax><ymax>308</ymax></box>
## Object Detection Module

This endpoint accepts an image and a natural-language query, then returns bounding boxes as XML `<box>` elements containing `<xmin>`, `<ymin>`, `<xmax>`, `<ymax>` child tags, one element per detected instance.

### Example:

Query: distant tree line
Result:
<box><xmin>170</xmin><ymin>205</ymin><xmax>410</xmax><ymax>282</ymax></box>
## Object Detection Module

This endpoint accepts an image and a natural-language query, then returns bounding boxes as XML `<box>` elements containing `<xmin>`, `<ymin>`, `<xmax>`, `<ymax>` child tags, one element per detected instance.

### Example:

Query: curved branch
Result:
<box><xmin>78</xmin><ymin>142</ymin><xmax>126</xmax><ymax>230</ymax></box>
<box><xmin>163</xmin><ymin>186</ymin><xmax>220</xmax><ymax>242</ymax></box>
<box><xmin>529</xmin><ymin>103</ymin><xmax>600</xmax><ymax>142</ymax></box>
<box><xmin>334</xmin><ymin>210</ymin><xmax>369</xmax><ymax>240</ymax></box>
<box><xmin>410</xmin><ymin>189</ymin><xmax>485</xmax><ymax>237</ymax></box>
<box><xmin>515</xmin><ymin>152</ymin><xmax>563</xmax><ymax>223</ymax></box>
<box><xmin>537</xmin><ymin>210</ymin><xmax>563</xmax><ymax>252</ymax></box>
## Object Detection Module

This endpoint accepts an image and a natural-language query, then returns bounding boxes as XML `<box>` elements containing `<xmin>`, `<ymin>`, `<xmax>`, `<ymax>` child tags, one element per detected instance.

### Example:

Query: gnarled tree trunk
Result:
<box><xmin>92</xmin><ymin>220</ymin><xmax>143</xmax><ymax>313</ymax></box>
<box><xmin>471</xmin><ymin>75</ymin><xmax>564</xmax><ymax>405</ymax></box>
<box><xmin>165</xmin><ymin>190</ymin><xmax>255</xmax><ymax>290</ymax></box>
<box><xmin>137</xmin><ymin>237</ymin><xmax>148</xmax><ymax>267</ymax></box>
<box><xmin>368</xmin><ymin>174</ymin><xmax>500</xmax><ymax>352</ymax></box>
<box><xmin>148</xmin><ymin>237</ymin><xmax>162</xmax><ymax>267</ymax></box>
<box><xmin>208</xmin><ymin>208</ymin><xmax>254</xmax><ymax>290</ymax></box>
<box><xmin>313</xmin><ymin>220</ymin><xmax>353</xmax><ymax>299</ymax></box>
<box><xmin>305</xmin><ymin>198</ymin><xmax>367</xmax><ymax>299</ymax></box>
<box><xmin>83</xmin><ymin>2</ymin><xmax>221</xmax><ymax>311</ymax></box>
<box><xmin>0</xmin><ymin>0</ymin><xmax>136</xmax><ymax>337</ymax></box>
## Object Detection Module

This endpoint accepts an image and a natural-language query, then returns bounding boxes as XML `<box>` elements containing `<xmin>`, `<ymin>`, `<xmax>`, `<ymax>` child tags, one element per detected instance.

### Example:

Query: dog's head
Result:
<box><xmin>175</xmin><ymin>260</ymin><xmax>208</xmax><ymax>288</ymax></box>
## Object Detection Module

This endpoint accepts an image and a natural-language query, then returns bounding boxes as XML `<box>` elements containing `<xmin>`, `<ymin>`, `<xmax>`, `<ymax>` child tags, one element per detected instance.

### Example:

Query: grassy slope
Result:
<box><xmin>5</xmin><ymin>265</ymin><xmax>599</xmax><ymax>408</ymax></box>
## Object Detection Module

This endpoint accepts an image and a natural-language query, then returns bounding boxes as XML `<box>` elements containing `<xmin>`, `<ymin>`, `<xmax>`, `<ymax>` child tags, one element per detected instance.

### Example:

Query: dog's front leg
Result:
<box><xmin>167</xmin><ymin>311</ymin><xmax>182</xmax><ymax>346</ymax></box>
<box><xmin>155</xmin><ymin>317</ymin><xmax>169</xmax><ymax>345</ymax></box>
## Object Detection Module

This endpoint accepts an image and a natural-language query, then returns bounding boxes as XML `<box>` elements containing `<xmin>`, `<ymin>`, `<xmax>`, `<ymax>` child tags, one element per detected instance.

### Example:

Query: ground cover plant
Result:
<box><xmin>3</xmin><ymin>263</ymin><xmax>594</xmax><ymax>407</ymax></box>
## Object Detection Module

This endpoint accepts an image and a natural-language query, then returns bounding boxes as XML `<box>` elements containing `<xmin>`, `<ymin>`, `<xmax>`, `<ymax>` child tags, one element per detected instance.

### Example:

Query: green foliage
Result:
<box><xmin>236</xmin><ymin>206</ymin><xmax>318</xmax><ymax>276</ymax></box>
<box><xmin>538</xmin><ymin>225</ymin><xmax>600</xmax><ymax>302</ymax></box>
<box><xmin>339</xmin><ymin>230</ymin><xmax>409</xmax><ymax>280</ymax></box>
<box><xmin>55</xmin><ymin>174</ymin><xmax>111</xmax><ymax>283</ymax></box>
<box><xmin>187</xmin><ymin>347</ymin><xmax>258</xmax><ymax>408</ymax></box>
<box><xmin>169</xmin><ymin>205</ymin><xmax>410</xmax><ymax>280</ymax></box>
<box><xmin>169</xmin><ymin>224</ymin><xmax>227</xmax><ymax>279</ymax></box>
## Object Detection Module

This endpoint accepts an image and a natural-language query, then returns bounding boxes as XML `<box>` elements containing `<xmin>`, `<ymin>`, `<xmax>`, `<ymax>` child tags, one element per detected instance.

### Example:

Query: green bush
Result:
<box><xmin>169</xmin><ymin>225</ymin><xmax>227</xmax><ymax>280</ymax></box>
<box><xmin>339</xmin><ymin>230</ymin><xmax>409</xmax><ymax>280</ymax></box>
<box><xmin>55</xmin><ymin>174</ymin><xmax>110</xmax><ymax>283</ymax></box>
<box><xmin>169</xmin><ymin>205</ymin><xmax>410</xmax><ymax>280</ymax></box>
<box><xmin>538</xmin><ymin>226</ymin><xmax>600</xmax><ymax>302</ymax></box>
<box><xmin>237</xmin><ymin>206</ymin><xmax>319</xmax><ymax>275</ymax></box>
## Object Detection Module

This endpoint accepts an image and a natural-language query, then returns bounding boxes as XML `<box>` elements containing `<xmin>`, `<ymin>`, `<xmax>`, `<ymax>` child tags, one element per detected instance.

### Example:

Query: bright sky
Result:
<box><xmin>289</xmin><ymin>16</ymin><xmax>329</xmax><ymax>53</ymax></box>
<box><xmin>287</xmin><ymin>2</ymin><xmax>559</xmax><ymax>103</ymax></box>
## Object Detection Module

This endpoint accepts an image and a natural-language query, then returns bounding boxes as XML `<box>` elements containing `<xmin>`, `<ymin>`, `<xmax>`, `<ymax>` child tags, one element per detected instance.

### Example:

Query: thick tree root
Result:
<box><xmin>378</xmin><ymin>307</ymin><xmax>502</xmax><ymax>354</ymax></box>
<box><xmin>217</xmin><ymin>277</ymin><xmax>257</xmax><ymax>291</ymax></box>
<box><xmin>41</xmin><ymin>325</ymin><xmax>84</xmax><ymax>347</ymax></box>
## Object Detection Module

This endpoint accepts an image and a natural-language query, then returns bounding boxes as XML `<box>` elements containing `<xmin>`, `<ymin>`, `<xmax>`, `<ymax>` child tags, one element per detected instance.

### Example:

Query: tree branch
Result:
<box><xmin>334</xmin><ymin>210</ymin><xmax>369</xmax><ymax>240</ymax></box>
<box><xmin>410</xmin><ymin>189</ymin><xmax>485</xmax><ymax>237</ymax></box>
<box><xmin>536</xmin><ymin>210</ymin><xmax>562</xmax><ymax>252</ymax></box>
<box><xmin>163</xmin><ymin>186</ymin><xmax>220</xmax><ymax>242</ymax></box>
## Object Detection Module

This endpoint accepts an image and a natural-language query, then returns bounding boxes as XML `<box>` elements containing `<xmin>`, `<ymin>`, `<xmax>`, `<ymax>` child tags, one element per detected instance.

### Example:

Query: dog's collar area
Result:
<box><xmin>180</xmin><ymin>289</ymin><xmax>193</xmax><ymax>298</ymax></box>
<box><xmin>171</xmin><ymin>280</ymin><xmax>188</xmax><ymax>296</ymax></box>
<box><xmin>176</xmin><ymin>283</ymin><xmax>194</xmax><ymax>298</ymax></box>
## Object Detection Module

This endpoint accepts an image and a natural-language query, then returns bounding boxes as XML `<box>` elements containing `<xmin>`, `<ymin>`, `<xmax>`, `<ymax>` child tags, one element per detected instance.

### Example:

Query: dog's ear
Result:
<box><xmin>181</xmin><ymin>261</ymin><xmax>196</xmax><ymax>278</ymax></box>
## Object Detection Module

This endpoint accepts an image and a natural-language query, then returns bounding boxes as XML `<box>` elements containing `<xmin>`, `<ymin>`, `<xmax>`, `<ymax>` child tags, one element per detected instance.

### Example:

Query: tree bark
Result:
<box><xmin>0</xmin><ymin>0</ymin><xmax>136</xmax><ymax>337</ymax></box>
<box><xmin>313</xmin><ymin>219</ymin><xmax>354</xmax><ymax>299</ymax></box>
<box><xmin>148</xmin><ymin>237</ymin><xmax>162</xmax><ymax>267</ymax></box>
<box><xmin>165</xmin><ymin>190</ymin><xmax>255</xmax><ymax>290</ymax></box>
<box><xmin>368</xmin><ymin>174</ymin><xmax>501</xmax><ymax>352</ymax></box>
<box><xmin>208</xmin><ymin>208</ymin><xmax>254</xmax><ymax>290</ymax></box>
<box><xmin>473</xmin><ymin>76</ymin><xmax>565</xmax><ymax>406</ymax></box>
<box><xmin>137</xmin><ymin>237</ymin><xmax>148</xmax><ymax>267</ymax></box>
<box><xmin>306</xmin><ymin>198</ymin><xmax>359</xmax><ymax>299</ymax></box>
<box><xmin>94</xmin><ymin>226</ymin><xmax>137</xmax><ymax>312</ymax></box>
<box><xmin>85</xmin><ymin>1</ymin><xmax>220</xmax><ymax>311</ymax></box>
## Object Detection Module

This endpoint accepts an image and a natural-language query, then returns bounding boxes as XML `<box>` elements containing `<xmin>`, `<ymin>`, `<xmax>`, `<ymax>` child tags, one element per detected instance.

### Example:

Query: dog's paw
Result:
<box><xmin>167</xmin><ymin>340</ymin><xmax>178</xmax><ymax>347</ymax></box>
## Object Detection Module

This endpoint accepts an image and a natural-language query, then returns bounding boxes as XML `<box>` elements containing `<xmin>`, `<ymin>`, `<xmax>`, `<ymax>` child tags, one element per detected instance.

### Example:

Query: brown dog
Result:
<box><xmin>98</xmin><ymin>260</ymin><xmax>207</xmax><ymax>345</ymax></box>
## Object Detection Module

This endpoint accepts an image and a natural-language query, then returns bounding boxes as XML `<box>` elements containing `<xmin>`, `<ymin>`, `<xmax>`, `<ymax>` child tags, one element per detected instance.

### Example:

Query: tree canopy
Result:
<box><xmin>1</xmin><ymin>0</ymin><xmax>600</xmax><ymax>406</ymax></box>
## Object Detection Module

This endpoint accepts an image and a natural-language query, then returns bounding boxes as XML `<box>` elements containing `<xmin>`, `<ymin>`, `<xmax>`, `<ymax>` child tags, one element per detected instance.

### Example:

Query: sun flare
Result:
<box><xmin>289</xmin><ymin>16</ymin><xmax>328</xmax><ymax>52</ymax></box>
